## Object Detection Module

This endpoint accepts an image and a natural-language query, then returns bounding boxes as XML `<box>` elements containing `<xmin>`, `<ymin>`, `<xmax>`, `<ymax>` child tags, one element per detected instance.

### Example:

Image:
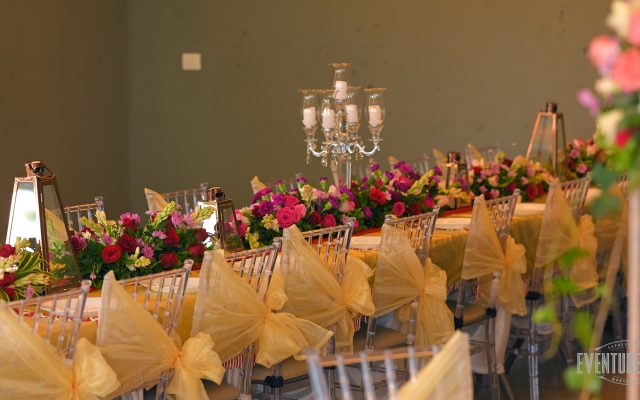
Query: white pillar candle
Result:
<box><xmin>302</xmin><ymin>107</ymin><xmax>316</xmax><ymax>128</ymax></box>
<box><xmin>345</xmin><ymin>104</ymin><xmax>359</xmax><ymax>123</ymax></box>
<box><xmin>368</xmin><ymin>105</ymin><xmax>383</xmax><ymax>125</ymax></box>
<box><xmin>334</xmin><ymin>80</ymin><xmax>348</xmax><ymax>101</ymax></box>
<box><xmin>321</xmin><ymin>108</ymin><xmax>336</xmax><ymax>129</ymax></box>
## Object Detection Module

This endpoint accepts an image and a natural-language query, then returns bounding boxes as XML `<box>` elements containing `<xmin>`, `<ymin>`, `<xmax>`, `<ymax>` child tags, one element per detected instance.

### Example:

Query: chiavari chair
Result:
<box><xmin>465</xmin><ymin>145</ymin><xmax>500</xmax><ymax>167</ymax></box>
<box><xmin>162</xmin><ymin>182</ymin><xmax>209</xmax><ymax>212</ymax></box>
<box><xmin>64</xmin><ymin>195</ymin><xmax>105</xmax><ymax>231</ymax></box>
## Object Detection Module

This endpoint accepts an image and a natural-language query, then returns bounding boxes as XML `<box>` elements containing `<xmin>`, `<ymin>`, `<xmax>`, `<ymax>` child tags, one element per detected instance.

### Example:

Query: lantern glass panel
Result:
<box><xmin>7</xmin><ymin>181</ymin><xmax>40</xmax><ymax>248</ymax></box>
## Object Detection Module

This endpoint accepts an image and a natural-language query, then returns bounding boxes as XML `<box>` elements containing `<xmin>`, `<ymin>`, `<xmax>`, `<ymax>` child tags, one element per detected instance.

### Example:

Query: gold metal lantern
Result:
<box><xmin>199</xmin><ymin>186</ymin><xmax>243</xmax><ymax>252</ymax></box>
<box><xmin>525</xmin><ymin>101</ymin><xmax>567</xmax><ymax>176</ymax></box>
<box><xmin>6</xmin><ymin>161</ymin><xmax>82</xmax><ymax>291</ymax></box>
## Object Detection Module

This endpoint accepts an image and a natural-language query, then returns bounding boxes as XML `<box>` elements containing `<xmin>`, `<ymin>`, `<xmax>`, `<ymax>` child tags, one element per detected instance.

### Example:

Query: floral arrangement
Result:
<box><xmin>577</xmin><ymin>0</ymin><xmax>640</xmax><ymax>186</ymax></box>
<box><xmin>565</xmin><ymin>136</ymin><xmax>603</xmax><ymax>180</ymax></box>
<box><xmin>468</xmin><ymin>156</ymin><xmax>553</xmax><ymax>201</ymax></box>
<box><xmin>0</xmin><ymin>239</ymin><xmax>50</xmax><ymax>301</ymax></box>
<box><xmin>71</xmin><ymin>202</ymin><xmax>214</xmax><ymax>287</ymax></box>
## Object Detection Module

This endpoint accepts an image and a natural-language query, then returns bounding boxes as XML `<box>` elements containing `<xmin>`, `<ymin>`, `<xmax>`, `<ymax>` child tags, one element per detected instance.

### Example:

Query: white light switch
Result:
<box><xmin>182</xmin><ymin>53</ymin><xmax>202</xmax><ymax>71</ymax></box>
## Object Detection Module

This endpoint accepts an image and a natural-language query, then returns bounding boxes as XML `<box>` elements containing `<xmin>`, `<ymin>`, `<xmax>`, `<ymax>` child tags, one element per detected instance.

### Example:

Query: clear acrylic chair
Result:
<box><xmin>255</xmin><ymin>222</ymin><xmax>356</xmax><ymax>399</ymax></box>
<box><xmin>163</xmin><ymin>182</ymin><xmax>209</xmax><ymax>212</ymax></box>
<box><xmin>3</xmin><ymin>279</ymin><xmax>92</xmax><ymax>361</ymax></box>
<box><xmin>465</xmin><ymin>145</ymin><xmax>500</xmax><ymax>167</ymax></box>
<box><xmin>560</xmin><ymin>176</ymin><xmax>591</xmax><ymax>221</ymax></box>
<box><xmin>99</xmin><ymin>261</ymin><xmax>193</xmax><ymax>400</ymax></box>
<box><xmin>306</xmin><ymin>331</ymin><xmax>473</xmax><ymax>400</ymax></box>
<box><xmin>450</xmin><ymin>193</ymin><xmax>519</xmax><ymax>400</ymax></box>
<box><xmin>362</xmin><ymin>209</ymin><xmax>440</xmax><ymax>353</ymax></box>
<box><xmin>407</xmin><ymin>154</ymin><xmax>431</xmax><ymax>175</ymax></box>
<box><xmin>64</xmin><ymin>196</ymin><xmax>105</xmax><ymax>231</ymax></box>
<box><xmin>222</xmin><ymin>240</ymin><xmax>282</xmax><ymax>399</ymax></box>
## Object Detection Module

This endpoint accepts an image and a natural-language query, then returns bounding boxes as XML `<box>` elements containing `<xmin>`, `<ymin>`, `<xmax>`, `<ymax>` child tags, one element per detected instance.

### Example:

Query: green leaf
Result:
<box><xmin>563</xmin><ymin>366</ymin><xmax>601</xmax><ymax>393</ymax></box>
<box><xmin>552</xmin><ymin>277</ymin><xmax>581</xmax><ymax>295</ymax></box>
<box><xmin>591</xmin><ymin>164</ymin><xmax>618</xmax><ymax>190</ymax></box>
<box><xmin>558</xmin><ymin>247</ymin><xmax>590</xmax><ymax>270</ymax></box>
<box><xmin>588</xmin><ymin>191</ymin><xmax>620</xmax><ymax>218</ymax></box>
<box><xmin>573</xmin><ymin>310</ymin><xmax>593</xmax><ymax>349</ymax></box>
<box><xmin>533</xmin><ymin>304</ymin><xmax>556</xmax><ymax>323</ymax></box>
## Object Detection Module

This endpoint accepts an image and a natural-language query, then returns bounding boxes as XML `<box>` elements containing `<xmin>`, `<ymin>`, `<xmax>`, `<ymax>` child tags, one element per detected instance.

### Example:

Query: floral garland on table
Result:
<box><xmin>0</xmin><ymin>240</ymin><xmax>50</xmax><ymax>301</ymax></box>
<box><xmin>70</xmin><ymin>202</ymin><xmax>214</xmax><ymax>288</ymax></box>
<box><xmin>469</xmin><ymin>155</ymin><xmax>553</xmax><ymax>201</ymax></box>
<box><xmin>565</xmin><ymin>136</ymin><xmax>603</xmax><ymax>180</ymax></box>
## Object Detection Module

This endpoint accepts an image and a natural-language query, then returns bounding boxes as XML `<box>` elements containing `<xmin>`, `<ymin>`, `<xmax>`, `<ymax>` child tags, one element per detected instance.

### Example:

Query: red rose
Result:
<box><xmin>1</xmin><ymin>287</ymin><xmax>15</xmax><ymax>300</ymax></box>
<box><xmin>472</xmin><ymin>166</ymin><xmax>483</xmax><ymax>176</ymax></box>
<box><xmin>70</xmin><ymin>235</ymin><xmax>87</xmax><ymax>252</ymax></box>
<box><xmin>409</xmin><ymin>203</ymin><xmax>422</xmax><ymax>215</ymax></box>
<box><xmin>616</xmin><ymin>129</ymin><xmax>635</xmax><ymax>148</ymax></box>
<box><xmin>308</xmin><ymin>211</ymin><xmax>322</xmax><ymax>226</ymax></box>
<box><xmin>195</xmin><ymin>228</ymin><xmax>209</xmax><ymax>242</ymax></box>
<box><xmin>276</xmin><ymin>206</ymin><xmax>300</xmax><ymax>229</ymax></box>
<box><xmin>188</xmin><ymin>243</ymin><xmax>205</xmax><ymax>258</ymax></box>
<box><xmin>0</xmin><ymin>273</ymin><xmax>15</xmax><ymax>287</ymax></box>
<box><xmin>163</xmin><ymin>227</ymin><xmax>180</xmax><ymax>247</ymax></box>
<box><xmin>423</xmin><ymin>197</ymin><xmax>435</xmax><ymax>209</ymax></box>
<box><xmin>283</xmin><ymin>195</ymin><xmax>300</xmax><ymax>207</ymax></box>
<box><xmin>525</xmin><ymin>184</ymin><xmax>538</xmax><ymax>201</ymax></box>
<box><xmin>0</xmin><ymin>244</ymin><xmax>15</xmax><ymax>258</ymax></box>
<box><xmin>507</xmin><ymin>182</ymin><xmax>517</xmax><ymax>194</ymax></box>
<box><xmin>102</xmin><ymin>245</ymin><xmax>123</xmax><ymax>264</ymax></box>
<box><xmin>369</xmin><ymin>188</ymin><xmax>387</xmax><ymax>205</ymax></box>
<box><xmin>502</xmin><ymin>158</ymin><xmax>513</xmax><ymax>167</ymax></box>
<box><xmin>536</xmin><ymin>183</ymin><xmax>545</xmax><ymax>197</ymax></box>
<box><xmin>117</xmin><ymin>234</ymin><xmax>137</xmax><ymax>253</ymax></box>
<box><xmin>159</xmin><ymin>252</ymin><xmax>179</xmax><ymax>268</ymax></box>
<box><xmin>321</xmin><ymin>214</ymin><xmax>337</xmax><ymax>228</ymax></box>
<box><xmin>392</xmin><ymin>201</ymin><xmax>406</xmax><ymax>217</ymax></box>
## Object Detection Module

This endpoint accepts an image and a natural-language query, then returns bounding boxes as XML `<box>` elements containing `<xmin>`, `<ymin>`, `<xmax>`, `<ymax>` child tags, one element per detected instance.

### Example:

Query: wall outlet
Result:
<box><xmin>182</xmin><ymin>53</ymin><xmax>202</xmax><ymax>71</ymax></box>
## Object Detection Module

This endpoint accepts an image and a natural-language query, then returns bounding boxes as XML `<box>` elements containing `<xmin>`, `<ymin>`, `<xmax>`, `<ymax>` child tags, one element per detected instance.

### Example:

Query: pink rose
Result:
<box><xmin>294</xmin><ymin>204</ymin><xmax>307</xmax><ymax>220</ymax></box>
<box><xmin>321</xmin><ymin>214</ymin><xmax>336</xmax><ymax>228</ymax></box>
<box><xmin>339</xmin><ymin>199</ymin><xmax>355</xmax><ymax>213</ymax></box>
<box><xmin>423</xmin><ymin>197</ymin><xmax>435</xmax><ymax>209</ymax></box>
<box><xmin>392</xmin><ymin>201</ymin><xmax>406</xmax><ymax>217</ymax></box>
<box><xmin>283</xmin><ymin>195</ymin><xmax>300</xmax><ymax>207</ymax></box>
<box><xmin>588</xmin><ymin>35</ymin><xmax>620</xmax><ymax>75</ymax></box>
<box><xmin>276</xmin><ymin>206</ymin><xmax>300</xmax><ymax>228</ymax></box>
<box><xmin>612</xmin><ymin>48</ymin><xmax>640</xmax><ymax>92</ymax></box>
<box><xmin>629</xmin><ymin>11</ymin><xmax>640</xmax><ymax>46</ymax></box>
<box><xmin>576</xmin><ymin>163</ymin><xmax>588</xmax><ymax>175</ymax></box>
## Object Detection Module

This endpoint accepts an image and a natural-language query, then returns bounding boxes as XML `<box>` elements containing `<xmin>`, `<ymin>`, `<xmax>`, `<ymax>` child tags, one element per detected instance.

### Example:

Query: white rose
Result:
<box><xmin>596</xmin><ymin>109</ymin><xmax>624</xmax><ymax>143</ymax></box>
<box><xmin>595</xmin><ymin>78</ymin><xmax>620</xmax><ymax>97</ymax></box>
<box><xmin>607</xmin><ymin>1</ymin><xmax>631</xmax><ymax>37</ymax></box>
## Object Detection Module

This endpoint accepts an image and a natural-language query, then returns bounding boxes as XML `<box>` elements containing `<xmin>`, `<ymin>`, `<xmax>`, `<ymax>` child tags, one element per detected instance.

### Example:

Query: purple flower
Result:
<box><xmin>296</xmin><ymin>176</ymin><xmax>308</xmax><ymax>184</ymax></box>
<box><xmin>170</xmin><ymin>211</ymin><xmax>183</xmax><ymax>227</ymax></box>
<box><xmin>271</xmin><ymin>194</ymin><xmax>286</xmax><ymax>206</ymax></box>
<box><xmin>152</xmin><ymin>230</ymin><xmax>168</xmax><ymax>240</ymax></box>
<box><xmin>360</xmin><ymin>176</ymin><xmax>368</xmax><ymax>183</ymax></box>
<box><xmin>457</xmin><ymin>177</ymin><xmax>469</xmax><ymax>191</ymax></box>
<box><xmin>257</xmin><ymin>200</ymin><xmax>274</xmax><ymax>217</ymax></box>
<box><xmin>363</xmin><ymin>206</ymin><xmax>373</xmax><ymax>219</ymax></box>
<box><xmin>432</xmin><ymin>176</ymin><xmax>441</xmax><ymax>185</ymax></box>
<box><xmin>274</xmin><ymin>179</ymin><xmax>283</xmax><ymax>185</ymax></box>
<box><xmin>141</xmin><ymin>245</ymin><xmax>154</xmax><ymax>259</ymax></box>
<box><xmin>394</xmin><ymin>181</ymin><xmax>410</xmax><ymax>192</ymax></box>
<box><xmin>392</xmin><ymin>161</ymin><xmax>406</xmax><ymax>169</ymax></box>
<box><xmin>390</xmin><ymin>191</ymin><xmax>402</xmax><ymax>202</ymax></box>
<box><xmin>329</xmin><ymin>196</ymin><xmax>340</xmax><ymax>209</ymax></box>
<box><xmin>370</xmin><ymin>162</ymin><xmax>380</xmax><ymax>172</ymax></box>
<box><xmin>384</xmin><ymin>171</ymin><xmax>395</xmax><ymax>180</ymax></box>
<box><xmin>409</xmin><ymin>171</ymin><xmax>421</xmax><ymax>180</ymax></box>
<box><xmin>101</xmin><ymin>234</ymin><xmax>114</xmax><ymax>245</ymax></box>
<box><xmin>433</xmin><ymin>166</ymin><xmax>442</xmax><ymax>176</ymax></box>
<box><xmin>340</xmin><ymin>187</ymin><xmax>355</xmax><ymax>201</ymax></box>
<box><xmin>25</xmin><ymin>285</ymin><xmax>34</xmax><ymax>299</ymax></box>
<box><xmin>361</xmin><ymin>183</ymin><xmax>369</xmax><ymax>190</ymax></box>
<box><xmin>399</xmin><ymin>163</ymin><xmax>413</xmax><ymax>174</ymax></box>
<box><xmin>252</xmin><ymin>187</ymin><xmax>273</xmax><ymax>203</ymax></box>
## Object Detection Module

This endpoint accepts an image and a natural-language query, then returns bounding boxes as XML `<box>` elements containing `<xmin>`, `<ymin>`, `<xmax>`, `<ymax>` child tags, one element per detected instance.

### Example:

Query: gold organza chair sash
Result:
<box><xmin>374</xmin><ymin>224</ymin><xmax>454</xmax><ymax>347</ymax></box>
<box><xmin>144</xmin><ymin>187</ymin><xmax>169</xmax><ymax>212</ymax></box>
<box><xmin>192</xmin><ymin>250</ymin><xmax>333</xmax><ymax>368</ymax></box>
<box><xmin>97</xmin><ymin>271</ymin><xmax>224</xmax><ymax>400</ymax></box>
<box><xmin>533</xmin><ymin>181</ymin><xmax>599</xmax><ymax>307</ymax></box>
<box><xmin>250</xmin><ymin>176</ymin><xmax>268</xmax><ymax>194</ymax></box>
<box><xmin>462</xmin><ymin>195</ymin><xmax>527</xmax><ymax>316</ymax></box>
<box><xmin>280</xmin><ymin>226</ymin><xmax>375</xmax><ymax>353</ymax></box>
<box><xmin>396</xmin><ymin>331</ymin><xmax>473</xmax><ymax>400</ymax></box>
<box><xmin>0</xmin><ymin>307</ymin><xmax>119</xmax><ymax>400</ymax></box>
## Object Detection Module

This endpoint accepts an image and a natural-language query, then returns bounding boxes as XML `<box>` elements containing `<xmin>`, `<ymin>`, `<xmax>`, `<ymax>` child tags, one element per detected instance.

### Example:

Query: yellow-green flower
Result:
<box><xmin>261</xmin><ymin>214</ymin><xmax>280</xmax><ymax>231</ymax></box>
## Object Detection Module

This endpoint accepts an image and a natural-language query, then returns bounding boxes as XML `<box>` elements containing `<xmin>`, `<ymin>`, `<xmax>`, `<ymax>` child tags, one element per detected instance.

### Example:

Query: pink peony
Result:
<box><xmin>612</xmin><ymin>48</ymin><xmax>640</xmax><ymax>92</ymax></box>
<box><xmin>276</xmin><ymin>206</ymin><xmax>300</xmax><ymax>228</ymax></box>
<box><xmin>392</xmin><ymin>201</ymin><xmax>406</xmax><ymax>217</ymax></box>
<box><xmin>629</xmin><ymin>11</ymin><xmax>640</xmax><ymax>46</ymax></box>
<box><xmin>588</xmin><ymin>35</ymin><xmax>620</xmax><ymax>75</ymax></box>
<box><xmin>321</xmin><ymin>214</ymin><xmax>337</xmax><ymax>228</ymax></box>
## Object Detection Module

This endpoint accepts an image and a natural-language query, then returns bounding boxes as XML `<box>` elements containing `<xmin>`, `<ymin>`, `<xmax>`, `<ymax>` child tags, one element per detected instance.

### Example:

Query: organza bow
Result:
<box><xmin>0</xmin><ymin>307</ymin><xmax>119</xmax><ymax>400</ymax></box>
<box><xmin>374</xmin><ymin>224</ymin><xmax>454</xmax><ymax>347</ymax></box>
<box><xmin>280</xmin><ymin>226</ymin><xmax>375</xmax><ymax>353</ymax></box>
<box><xmin>191</xmin><ymin>250</ymin><xmax>333</xmax><ymax>368</ymax></box>
<box><xmin>98</xmin><ymin>271</ymin><xmax>225</xmax><ymax>400</ymax></box>
<box><xmin>570</xmin><ymin>215</ymin><xmax>599</xmax><ymax>307</ymax></box>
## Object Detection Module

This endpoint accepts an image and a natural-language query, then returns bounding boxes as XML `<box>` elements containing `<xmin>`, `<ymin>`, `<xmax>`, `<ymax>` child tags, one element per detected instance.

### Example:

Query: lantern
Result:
<box><xmin>6</xmin><ymin>161</ymin><xmax>82</xmax><ymax>291</ymax></box>
<box><xmin>199</xmin><ymin>186</ymin><xmax>243</xmax><ymax>252</ymax></box>
<box><xmin>525</xmin><ymin>101</ymin><xmax>567</xmax><ymax>176</ymax></box>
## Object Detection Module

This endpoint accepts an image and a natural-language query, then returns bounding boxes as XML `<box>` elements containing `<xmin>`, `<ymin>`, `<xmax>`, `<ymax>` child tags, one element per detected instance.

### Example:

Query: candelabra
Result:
<box><xmin>300</xmin><ymin>63</ymin><xmax>385</xmax><ymax>186</ymax></box>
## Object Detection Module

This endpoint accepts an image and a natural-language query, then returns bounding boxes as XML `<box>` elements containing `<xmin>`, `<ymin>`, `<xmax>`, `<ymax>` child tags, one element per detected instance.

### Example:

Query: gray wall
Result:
<box><xmin>127</xmin><ymin>0</ymin><xmax>608</xmax><ymax>212</ymax></box>
<box><xmin>0</xmin><ymin>0</ymin><xmax>127</xmax><ymax>238</ymax></box>
<box><xmin>1</xmin><ymin>0</ymin><xmax>609</xmax><ymax>232</ymax></box>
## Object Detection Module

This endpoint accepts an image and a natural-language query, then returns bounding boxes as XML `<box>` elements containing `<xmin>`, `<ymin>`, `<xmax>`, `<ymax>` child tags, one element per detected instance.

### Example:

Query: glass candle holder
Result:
<box><xmin>299</xmin><ymin>89</ymin><xmax>318</xmax><ymax>138</ymax></box>
<box><xmin>318</xmin><ymin>89</ymin><xmax>337</xmax><ymax>140</ymax></box>
<box><xmin>331</xmin><ymin>63</ymin><xmax>351</xmax><ymax>103</ymax></box>
<box><xmin>345</xmin><ymin>86</ymin><xmax>361</xmax><ymax>137</ymax></box>
<box><xmin>364</xmin><ymin>88</ymin><xmax>385</xmax><ymax>139</ymax></box>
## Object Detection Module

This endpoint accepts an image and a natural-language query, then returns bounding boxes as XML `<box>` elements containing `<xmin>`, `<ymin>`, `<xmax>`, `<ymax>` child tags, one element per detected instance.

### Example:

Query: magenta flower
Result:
<box><xmin>141</xmin><ymin>245</ymin><xmax>154</xmax><ymax>259</ymax></box>
<box><xmin>577</xmin><ymin>89</ymin><xmax>600</xmax><ymax>118</ymax></box>
<box><xmin>183</xmin><ymin>213</ymin><xmax>195</xmax><ymax>227</ymax></box>
<box><xmin>569</xmin><ymin>148</ymin><xmax>580</xmax><ymax>159</ymax></box>
<box><xmin>276</xmin><ymin>206</ymin><xmax>300</xmax><ymax>228</ymax></box>
<box><xmin>321</xmin><ymin>214</ymin><xmax>337</xmax><ymax>228</ymax></box>
<box><xmin>135</xmin><ymin>238</ymin><xmax>145</xmax><ymax>248</ymax></box>
<box><xmin>363</xmin><ymin>206</ymin><xmax>373</xmax><ymax>219</ymax></box>
<box><xmin>577</xmin><ymin>163</ymin><xmax>588</xmax><ymax>175</ymax></box>
<box><xmin>101</xmin><ymin>234</ymin><xmax>114</xmax><ymax>245</ymax></box>
<box><xmin>392</xmin><ymin>201</ymin><xmax>406</xmax><ymax>217</ymax></box>
<box><xmin>152</xmin><ymin>230</ymin><xmax>168</xmax><ymax>240</ymax></box>
<box><xmin>170</xmin><ymin>211</ymin><xmax>183</xmax><ymax>227</ymax></box>
<box><xmin>257</xmin><ymin>200</ymin><xmax>274</xmax><ymax>217</ymax></box>
<box><xmin>294</xmin><ymin>204</ymin><xmax>307</xmax><ymax>220</ymax></box>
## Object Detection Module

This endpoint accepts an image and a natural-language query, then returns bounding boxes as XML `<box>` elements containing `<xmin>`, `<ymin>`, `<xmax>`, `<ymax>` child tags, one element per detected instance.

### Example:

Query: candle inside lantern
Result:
<box><xmin>345</xmin><ymin>104</ymin><xmax>359</xmax><ymax>124</ymax></box>
<box><xmin>368</xmin><ymin>105</ymin><xmax>383</xmax><ymax>126</ymax></box>
<box><xmin>322</xmin><ymin>108</ymin><xmax>336</xmax><ymax>129</ymax></box>
<box><xmin>302</xmin><ymin>107</ymin><xmax>316</xmax><ymax>128</ymax></box>
<box><xmin>334</xmin><ymin>80</ymin><xmax>348</xmax><ymax>101</ymax></box>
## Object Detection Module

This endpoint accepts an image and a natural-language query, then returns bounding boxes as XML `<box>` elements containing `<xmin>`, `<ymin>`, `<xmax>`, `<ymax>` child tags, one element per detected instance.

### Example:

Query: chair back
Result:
<box><xmin>163</xmin><ymin>183</ymin><xmax>209</xmax><ymax>212</ymax></box>
<box><xmin>295</xmin><ymin>221</ymin><xmax>355</xmax><ymax>282</ymax></box>
<box><xmin>4</xmin><ymin>279</ymin><xmax>92</xmax><ymax>361</ymax></box>
<box><xmin>107</xmin><ymin>261</ymin><xmax>193</xmax><ymax>338</ymax></box>
<box><xmin>223</xmin><ymin>239</ymin><xmax>282</xmax><ymax>300</ymax></box>
<box><xmin>619</xmin><ymin>174</ymin><xmax>629</xmax><ymax>197</ymax></box>
<box><xmin>384</xmin><ymin>207</ymin><xmax>440</xmax><ymax>263</ymax></box>
<box><xmin>64</xmin><ymin>196</ymin><xmax>105</xmax><ymax>231</ymax></box>
<box><xmin>485</xmin><ymin>190</ymin><xmax>520</xmax><ymax>249</ymax></box>
<box><xmin>391</xmin><ymin>154</ymin><xmax>430</xmax><ymax>175</ymax></box>
<box><xmin>465</xmin><ymin>145</ymin><xmax>499</xmax><ymax>167</ymax></box>
<box><xmin>560</xmin><ymin>176</ymin><xmax>591</xmax><ymax>221</ymax></box>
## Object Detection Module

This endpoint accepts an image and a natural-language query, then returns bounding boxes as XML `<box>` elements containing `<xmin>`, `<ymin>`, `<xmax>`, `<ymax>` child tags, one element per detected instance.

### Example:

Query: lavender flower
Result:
<box><xmin>384</xmin><ymin>171</ymin><xmax>395</xmax><ymax>180</ymax></box>
<box><xmin>329</xmin><ymin>196</ymin><xmax>340</xmax><ymax>209</ymax></box>
<box><xmin>25</xmin><ymin>285</ymin><xmax>34</xmax><ymax>299</ymax></box>
<box><xmin>577</xmin><ymin>88</ymin><xmax>601</xmax><ymax>118</ymax></box>
<box><xmin>363</xmin><ymin>206</ymin><xmax>373</xmax><ymax>219</ymax></box>
<box><xmin>257</xmin><ymin>200</ymin><xmax>274</xmax><ymax>217</ymax></box>
<box><xmin>101</xmin><ymin>234</ymin><xmax>114</xmax><ymax>245</ymax></box>
<box><xmin>339</xmin><ymin>187</ymin><xmax>355</xmax><ymax>201</ymax></box>
<box><xmin>252</xmin><ymin>187</ymin><xmax>273</xmax><ymax>204</ymax></box>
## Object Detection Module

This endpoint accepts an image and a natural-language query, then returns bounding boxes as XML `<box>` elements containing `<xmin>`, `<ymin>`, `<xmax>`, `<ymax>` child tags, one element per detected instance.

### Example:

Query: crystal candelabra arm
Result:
<box><xmin>305</xmin><ymin>138</ymin><xmax>328</xmax><ymax>159</ymax></box>
<box><xmin>350</xmin><ymin>138</ymin><xmax>382</xmax><ymax>157</ymax></box>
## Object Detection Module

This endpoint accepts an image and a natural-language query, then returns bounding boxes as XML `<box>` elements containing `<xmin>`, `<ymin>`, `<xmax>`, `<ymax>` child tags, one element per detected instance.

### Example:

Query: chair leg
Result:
<box><xmin>269</xmin><ymin>363</ymin><xmax>283</xmax><ymax>400</ymax></box>
<box><xmin>499</xmin><ymin>373</ymin><xmax>515</xmax><ymax>400</ymax></box>
<box><xmin>326</xmin><ymin>336</ymin><xmax>337</xmax><ymax>400</ymax></box>
<box><xmin>241</xmin><ymin>346</ymin><xmax>256</xmax><ymax>397</ymax></box>
<box><xmin>485</xmin><ymin>317</ymin><xmax>500</xmax><ymax>400</ymax></box>
<box><xmin>561</xmin><ymin>296</ymin><xmax>574</xmax><ymax>366</ymax></box>
<box><xmin>528</xmin><ymin>303</ymin><xmax>540</xmax><ymax>400</ymax></box>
